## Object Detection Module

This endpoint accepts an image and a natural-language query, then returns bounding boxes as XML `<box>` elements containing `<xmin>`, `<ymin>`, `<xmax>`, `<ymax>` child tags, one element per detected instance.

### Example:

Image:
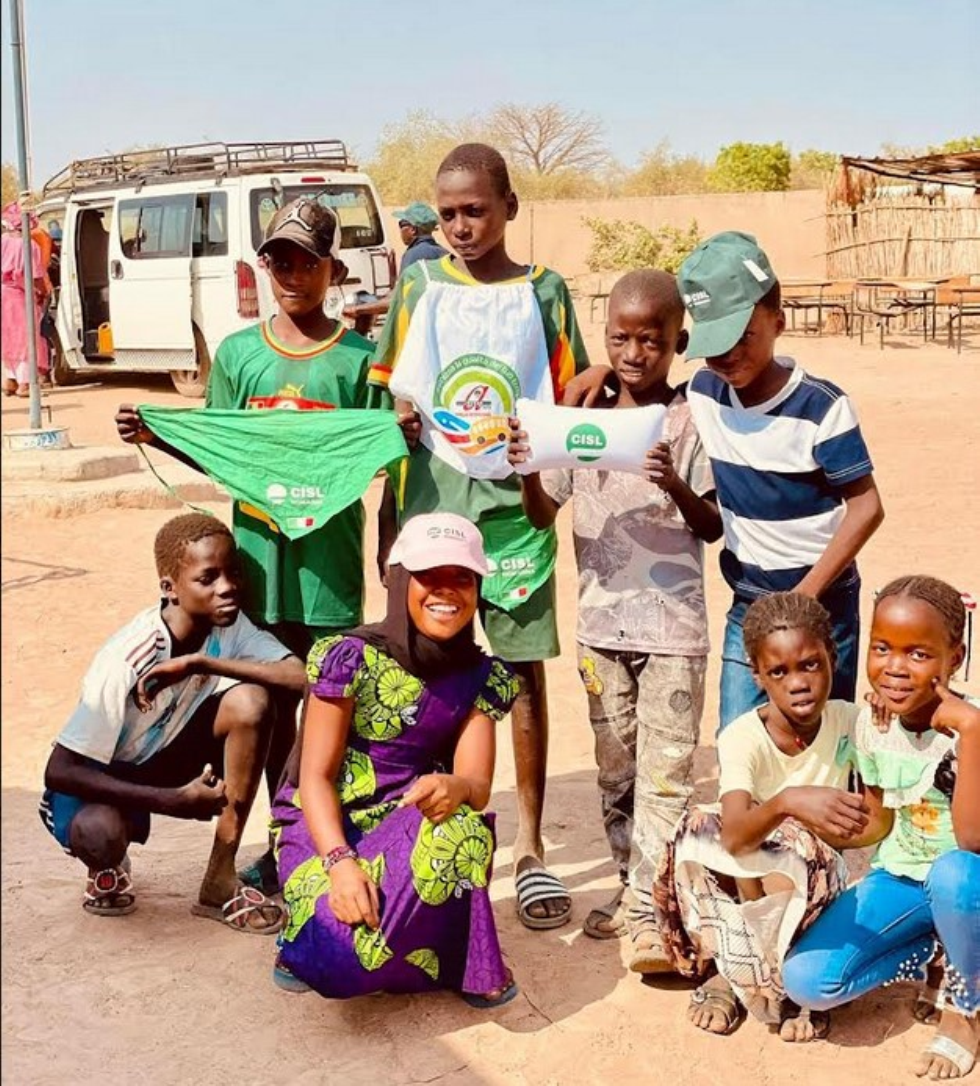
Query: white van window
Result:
<box><xmin>250</xmin><ymin>185</ymin><xmax>383</xmax><ymax>251</ymax></box>
<box><xmin>192</xmin><ymin>192</ymin><xmax>229</xmax><ymax>257</ymax></box>
<box><xmin>118</xmin><ymin>195</ymin><xmax>193</xmax><ymax>259</ymax></box>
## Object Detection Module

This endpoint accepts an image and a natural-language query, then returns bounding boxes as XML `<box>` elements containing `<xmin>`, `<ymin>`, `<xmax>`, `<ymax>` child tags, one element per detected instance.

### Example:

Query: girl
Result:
<box><xmin>784</xmin><ymin>576</ymin><xmax>979</xmax><ymax>1080</ymax></box>
<box><xmin>270</xmin><ymin>513</ymin><xmax>521</xmax><ymax>1007</ymax></box>
<box><xmin>1</xmin><ymin>203</ymin><xmax>49</xmax><ymax>397</ymax></box>
<box><xmin>368</xmin><ymin>143</ymin><xmax>591</xmax><ymax>931</ymax></box>
<box><xmin>653</xmin><ymin>593</ymin><xmax>886</xmax><ymax>1040</ymax></box>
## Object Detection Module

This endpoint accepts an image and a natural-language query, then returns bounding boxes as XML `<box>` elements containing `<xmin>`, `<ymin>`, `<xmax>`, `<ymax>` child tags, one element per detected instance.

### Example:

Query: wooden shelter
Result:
<box><xmin>826</xmin><ymin>151</ymin><xmax>980</xmax><ymax>279</ymax></box>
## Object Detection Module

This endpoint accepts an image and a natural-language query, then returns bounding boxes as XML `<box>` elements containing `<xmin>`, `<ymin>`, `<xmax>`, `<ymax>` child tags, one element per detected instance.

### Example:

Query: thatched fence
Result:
<box><xmin>826</xmin><ymin>154</ymin><xmax>980</xmax><ymax>279</ymax></box>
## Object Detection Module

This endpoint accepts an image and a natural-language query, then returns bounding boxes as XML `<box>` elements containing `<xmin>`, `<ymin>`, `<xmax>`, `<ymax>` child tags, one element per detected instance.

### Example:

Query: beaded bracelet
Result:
<box><xmin>322</xmin><ymin>845</ymin><xmax>359</xmax><ymax>871</ymax></box>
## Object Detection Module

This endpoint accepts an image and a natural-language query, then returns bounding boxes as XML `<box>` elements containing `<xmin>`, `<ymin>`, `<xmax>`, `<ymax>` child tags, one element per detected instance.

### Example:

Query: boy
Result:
<box><xmin>40</xmin><ymin>513</ymin><xmax>306</xmax><ymax>931</ymax></box>
<box><xmin>116</xmin><ymin>198</ymin><xmax>407</xmax><ymax>891</ymax></box>
<box><xmin>368</xmin><ymin>144</ymin><xmax>591</xmax><ymax>930</ymax></box>
<box><xmin>678</xmin><ymin>231</ymin><xmax>884</xmax><ymax>731</ymax></box>
<box><xmin>509</xmin><ymin>270</ymin><xmax>721</xmax><ymax>970</ymax></box>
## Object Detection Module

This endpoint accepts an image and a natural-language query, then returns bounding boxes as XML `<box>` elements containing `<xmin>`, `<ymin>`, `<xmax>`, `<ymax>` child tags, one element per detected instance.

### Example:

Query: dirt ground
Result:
<box><xmin>2</xmin><ymin>327</ymin><xmax>978</xmax><ymax>1086</ymax></box>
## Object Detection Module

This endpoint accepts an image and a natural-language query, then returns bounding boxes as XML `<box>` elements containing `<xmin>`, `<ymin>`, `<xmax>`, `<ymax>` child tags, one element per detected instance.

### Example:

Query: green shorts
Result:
<box><xmin>479</xmin><ymin>574</ymin><xmax>559</xmax><ymax>663</ymax></box>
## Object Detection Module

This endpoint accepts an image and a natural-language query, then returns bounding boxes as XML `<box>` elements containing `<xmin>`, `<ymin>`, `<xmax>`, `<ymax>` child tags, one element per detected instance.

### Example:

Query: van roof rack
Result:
<box><xmin>41</xmin><ymin>140</ymin><xmax>355</xmax><ymax>198</ymax></box>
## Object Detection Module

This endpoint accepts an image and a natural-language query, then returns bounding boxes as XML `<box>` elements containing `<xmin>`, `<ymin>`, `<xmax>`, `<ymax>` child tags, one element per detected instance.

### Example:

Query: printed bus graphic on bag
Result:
<box><xmin>431</xmin><ymin>354</ymin><xmax>520</xmax><ymax>458</ymax></box>
<box><xmin>566</xmin><ymin>423</ymin><xmax>608</xmax><ymax>463</ymax></box>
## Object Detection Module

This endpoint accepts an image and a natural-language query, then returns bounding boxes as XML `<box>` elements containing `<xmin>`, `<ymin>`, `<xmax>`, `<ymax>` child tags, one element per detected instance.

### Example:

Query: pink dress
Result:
<box><xmin>1</xmin><ymin>232</ymin><xmax>49</xmax><ymax>383</ymax></box>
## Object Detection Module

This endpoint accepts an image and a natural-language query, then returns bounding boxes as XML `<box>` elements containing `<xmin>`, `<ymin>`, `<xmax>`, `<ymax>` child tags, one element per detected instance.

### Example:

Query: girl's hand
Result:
<box><xmin>328</xmin><ymin>858</ymin><xmax>380</xmax><ymax>929</ymax></box>
<box><xmin>400</xmin><ymin>774</ymin><xmax>470</xmax><ymax>824</ymax></box>
<box><xmin>864</xmin><ymin>690</ymin><xmax>895</xmax><ymax>733</ymax></box>
<box><xmin>562</xmin><ymin>365</ymin><xmax>614</xmax><ymax>407</ymax></box>
<box><xmin>507</xmin><ymin>418</ymin><xmax>531</xmax><ymax>468</ymax></box>
<box><xmin>784</xmin><ymin>785</ymin><xmax>870</xmax><ymax>839</ymax></box>
<box><xmin>931</xmin><ymin>682</ymin><xmax>980</xmax><ymax>737</ymax></box>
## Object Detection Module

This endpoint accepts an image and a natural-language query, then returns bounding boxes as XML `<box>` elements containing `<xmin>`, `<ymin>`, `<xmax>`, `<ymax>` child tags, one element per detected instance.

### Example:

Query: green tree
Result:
<box><xmin>708</xmin><ymin>142</ymin><xmax>791</xmax><ymax>192</ymax></box>
<box><xmin>929</xmin><ymin>135</ymin><xmax>980</xmax><ymax>153</ymax></box>
<box><xmin>584</xmin><ymin>217</ymin><xmax>700</xmax><ymax>274</ymax></box>
<box><xmin>791</xmin><ymin>149</ymin><xmax>839</xmax><ymax>190</ymax></box>
<box><xmin>622</xmin><ymin>141</ymin><xmax>710</xmax><ymax>196</ymax></box>
<box><xmin>2</xmin><ymin>162</ymin><xmax>20</xmax><ymax>207</ymax></box>
<box><xmin>364</xmin><ymin>110</ymin><xmax>482</xmax><ymax>206</ymax></box>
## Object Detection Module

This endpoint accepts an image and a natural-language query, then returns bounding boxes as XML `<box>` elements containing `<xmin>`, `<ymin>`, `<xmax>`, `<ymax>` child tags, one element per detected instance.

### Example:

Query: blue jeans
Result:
<box><xmin>783</xmin><ymin>851</ymin><xmax>980</xmax><ymax>1015</ymax></box>
<box><xmin>718</xmin><ymin>579</ymin><xmax>861</xmax><ymax>733</ymax></box>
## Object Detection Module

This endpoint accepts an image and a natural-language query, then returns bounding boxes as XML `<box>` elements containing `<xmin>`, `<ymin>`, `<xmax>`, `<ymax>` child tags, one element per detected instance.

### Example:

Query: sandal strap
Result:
<box><xmin>85</xmin><ymin>866</ymin><xmax>133</xmax><ymax>902</ymax></box>
<box><xmin>222</xmin><ymin>886</ymin><xmax>275</xmax><ymax>928</ymax></box>
<box><xmin>926</xmin><ymin>1035</ymin><xmax>977</xmax><ymax>1076</ymax></box>
<box><xmin>515</xmin><ymin>869</ymin><xmax>570</xmax><ymax>908</ymax></box>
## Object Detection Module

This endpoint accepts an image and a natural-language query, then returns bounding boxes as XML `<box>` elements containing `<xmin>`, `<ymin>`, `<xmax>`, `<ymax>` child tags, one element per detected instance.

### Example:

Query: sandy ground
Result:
<box><xmin>2</xmin><ymin>327</ymin><xmax>978</xmax><ymax>1086</ymax></box>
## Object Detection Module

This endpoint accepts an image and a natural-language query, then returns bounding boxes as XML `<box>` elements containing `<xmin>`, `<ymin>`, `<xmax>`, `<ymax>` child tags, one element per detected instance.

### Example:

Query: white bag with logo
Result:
<box><xmin>513</xmin><ymin>398</ymin><xmax>668</xmax><ymax>476</ymax></box>
<box><xmin>388</xmin><ymin>266</ymin><xmax>553</xmax><ymax>480</ymax></box>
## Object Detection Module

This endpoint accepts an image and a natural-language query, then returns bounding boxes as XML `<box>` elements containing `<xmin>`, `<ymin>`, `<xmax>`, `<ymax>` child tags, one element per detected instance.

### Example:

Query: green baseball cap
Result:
<box><xmin>677</xmin><ymin>231</ymin><xmax>777</xmax><ymax>359</ymax></box>
<box><xmin>393</xmin><ymin>201</ymin><xmax>439</xmax><ymax>230</ymax></box>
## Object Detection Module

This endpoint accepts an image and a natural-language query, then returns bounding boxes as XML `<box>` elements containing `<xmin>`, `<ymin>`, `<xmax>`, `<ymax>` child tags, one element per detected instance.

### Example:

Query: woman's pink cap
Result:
<box><xmin>389</xmin><ymin>514</ymin><xmax>489</xmax><ymax>576</ymax></box>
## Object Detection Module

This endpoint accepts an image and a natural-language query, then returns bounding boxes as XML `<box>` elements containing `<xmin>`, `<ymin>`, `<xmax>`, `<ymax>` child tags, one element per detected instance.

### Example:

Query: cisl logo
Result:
<box><xmin>565</xmin><ymin>423</ymin><xmax>607</xmax><ymax>463</ymax></box>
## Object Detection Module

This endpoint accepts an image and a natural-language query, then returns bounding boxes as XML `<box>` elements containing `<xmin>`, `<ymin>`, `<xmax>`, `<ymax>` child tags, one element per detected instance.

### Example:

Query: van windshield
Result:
<box><xmin>250</xmin><ymin>184</ymin><xmax>383</xmax><ymax>251</ymax></box>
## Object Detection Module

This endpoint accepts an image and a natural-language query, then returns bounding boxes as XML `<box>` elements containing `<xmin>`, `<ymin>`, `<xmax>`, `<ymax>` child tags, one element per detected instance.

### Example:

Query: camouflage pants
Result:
<box><xmin>577</xmin><ymin>645</ymin><xmax>706</xmax><ymax>920</ymax></box>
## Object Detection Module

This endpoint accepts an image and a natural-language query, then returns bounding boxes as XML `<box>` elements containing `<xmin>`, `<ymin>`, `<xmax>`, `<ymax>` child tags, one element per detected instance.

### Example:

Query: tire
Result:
<box><xmin>170</xmin><ymin>327</ymin><xmax>211</xmax><ymax>398</ymax></box>
<box><xmin>50</xmin><ymin>332</ymin><xmax>77</xmax><ymax>387</ymax></box>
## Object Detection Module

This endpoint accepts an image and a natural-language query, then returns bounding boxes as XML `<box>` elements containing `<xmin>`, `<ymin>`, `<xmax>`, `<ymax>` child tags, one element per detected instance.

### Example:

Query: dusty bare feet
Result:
<box><xmin>688</xmin><ymin>974</ymin><xmax>744</xmax><ymax>1035</ymax></box>
<box><xmin>915</xmin><ymin>1011</ymin><xmax>979</xmax><ymax>1080</ymax></box>
<box><xmin>914</xmin><ymin>958</ymin><xmax>947</xmax><ymax>1025</ymax></box>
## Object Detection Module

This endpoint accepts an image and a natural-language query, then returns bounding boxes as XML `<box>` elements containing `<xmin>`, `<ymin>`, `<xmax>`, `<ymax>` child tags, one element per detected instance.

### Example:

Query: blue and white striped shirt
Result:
<box><xmin>687</xmin><ymin>358</ymin><xmax>873</xmax><ymax>599</ymax></box>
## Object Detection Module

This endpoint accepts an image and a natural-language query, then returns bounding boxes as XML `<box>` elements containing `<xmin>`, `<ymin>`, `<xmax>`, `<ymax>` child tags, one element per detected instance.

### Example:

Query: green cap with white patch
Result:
<box><xmin>677</xmin><ymin>231</ymin><xmax>777</xmax><ymax>359</ymax></box>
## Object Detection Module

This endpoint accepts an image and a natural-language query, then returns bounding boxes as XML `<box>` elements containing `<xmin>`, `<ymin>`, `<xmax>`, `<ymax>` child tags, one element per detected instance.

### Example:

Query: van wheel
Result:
<box><xmin>51</xmin><ymin>333</ymin><xmax>77</xmax><ymax>387</ymax></box>
<box><xmin>170</xmin><ymin>329</ymin><xmax>210</xmax><ymax>398</ymax></box>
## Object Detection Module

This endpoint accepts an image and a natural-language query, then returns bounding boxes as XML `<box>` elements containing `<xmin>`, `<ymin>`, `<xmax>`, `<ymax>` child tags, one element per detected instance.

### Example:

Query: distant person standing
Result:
<box><xmin>1</xmin><ymin>203</ymin><xmax>49</xmax><ymax>397</ymax></box>
<box><xmin>394</xmin><ymin>202</ymin><xmax>447</xmax><ymax>273</ymax></box>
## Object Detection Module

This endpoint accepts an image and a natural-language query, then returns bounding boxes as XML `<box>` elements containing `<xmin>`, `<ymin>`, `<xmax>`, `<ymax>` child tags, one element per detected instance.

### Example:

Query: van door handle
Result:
<box><xmin>110</xmin><ymin>260</ymin><xmax>124</xmax><ymax>279</ymax></box>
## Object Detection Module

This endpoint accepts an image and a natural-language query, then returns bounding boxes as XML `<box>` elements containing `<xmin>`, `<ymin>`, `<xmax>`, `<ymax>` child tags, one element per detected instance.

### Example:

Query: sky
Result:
<box><xmin>2</xmin><ymin>0</ymin><xmax>978</xmax><ymax>187</ymax></box>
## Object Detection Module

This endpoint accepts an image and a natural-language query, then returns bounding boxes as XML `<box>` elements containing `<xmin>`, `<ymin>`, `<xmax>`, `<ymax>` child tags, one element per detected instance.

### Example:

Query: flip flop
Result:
<box><xmin>461</xmin><ymin>976</ymin><xmax>519</xmax><ymax>1010</ymax></box>
<box><xmin>191</xmin><ymin>885</ymin><xmax>283</xmax><ymax>935</ymax></box>
<box><xmin>83</xmin><ymin>864</ymin><xmax>136</xmax><ymax>917</ymax></box>
<box><xmin>914</xmin><ymin>984</ymin><xmax>943</xmax><ymax>1024</ymax></box>
<box><xmin>627</xmin><ymin>925</ymin><xmax>675</xmax><ymax>975</ymax></box>
<box><xmin>583</xmin><ymin>886</ymin><xmax>628</xmax><ymax>940</ymax></box>
<box><xmin>237</xmin><ymin>849</ymin><xmax>280</xmax><ymax>896</ymax></box>
<box><xmin>918</xmin><ymin>1034</ymin><xmax>977</xmax><ymax>1078</ymax></box>
<box><xmin>272</xmin><ymin>955</ymin><xmax>311</xmax><ymax>994</ymax></box>
<box><xmin>514</xmin><ymin>866</ymin><xmax>572</xmax><ymax>931</ymax></box>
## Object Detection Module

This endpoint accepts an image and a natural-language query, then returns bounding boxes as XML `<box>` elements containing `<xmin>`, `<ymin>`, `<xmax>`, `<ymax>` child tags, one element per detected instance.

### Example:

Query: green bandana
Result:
<box><xmin>139</xmin><ymin>406</ymin><xmax>408</xmax><ymax>541</ymax></box>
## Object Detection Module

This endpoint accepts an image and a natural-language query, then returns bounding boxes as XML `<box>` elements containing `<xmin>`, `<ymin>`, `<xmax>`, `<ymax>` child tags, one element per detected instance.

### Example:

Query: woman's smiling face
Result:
<box><xmin>407</xmin><ymin>566</ymin><xmax>478</xmax><ymax>641</ymax></box>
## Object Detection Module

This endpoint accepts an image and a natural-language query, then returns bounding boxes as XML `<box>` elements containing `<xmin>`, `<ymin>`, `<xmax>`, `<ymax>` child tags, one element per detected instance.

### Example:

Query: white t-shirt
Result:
<box><xmin>55</xmin><ymin>605</ymin><xmax>291</xmax><ymax>766</ymax></box>
<box><xmin>718</xmin><ymin>699</ymin><xmax>858</xmax><ymax>801</ymax></box>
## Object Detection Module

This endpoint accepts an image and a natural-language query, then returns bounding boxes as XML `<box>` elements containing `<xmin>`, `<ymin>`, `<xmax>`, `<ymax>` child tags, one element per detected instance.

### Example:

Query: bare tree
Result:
<box><xmin>489</xmin><ymin>103</ymin><xmax>609</xmax><ymax>176</ymax></box>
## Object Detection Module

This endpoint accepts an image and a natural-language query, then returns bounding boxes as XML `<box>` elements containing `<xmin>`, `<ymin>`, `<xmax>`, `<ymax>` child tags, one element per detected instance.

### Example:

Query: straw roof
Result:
<box><xmin>835</xmin><ymin>151</ymin><xmax>980</xmax><ymax>195</ymax></box>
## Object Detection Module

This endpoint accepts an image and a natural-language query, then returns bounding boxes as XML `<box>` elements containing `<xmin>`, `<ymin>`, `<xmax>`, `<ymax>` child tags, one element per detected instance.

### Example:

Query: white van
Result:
<box><xmin>39</xmin><ymin>141</ymin><xmax>396</xmax><ymax>396</ymax></box>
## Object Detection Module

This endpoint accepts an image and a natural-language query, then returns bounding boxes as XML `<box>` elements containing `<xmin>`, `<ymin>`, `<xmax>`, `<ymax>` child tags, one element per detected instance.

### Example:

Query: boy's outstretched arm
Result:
<box><xmin>115</xmin><ymin>404</ymin><xmax>204</xmax><ymax>474</ymax></box>
<box><xmin>795</xmin><ymin>475</ymin><xmax>884</xmax><ymax>599</ymax></box>
<box><xmin>507</xmin><ymin>417</ymin><xmax>560</xmax><ymax>529</ymax></box>
<box><xmin>44</xmin><ymin>745</ymin><xmax>227</xmax><ymax>820</ymax></box>
<box><xmin>133</xmin><ymin>653</ymin><xmax>305</xmax><ymax>712</ymax></box>
<box><xmin>721</xmin><ymin>785</ymin><xmax>872</xmax><ymax>855</ymax></box>
<box><xmin>645</xmin><ymin>441</ymin><xmax>722</xmax><ymax>543</ymax></box>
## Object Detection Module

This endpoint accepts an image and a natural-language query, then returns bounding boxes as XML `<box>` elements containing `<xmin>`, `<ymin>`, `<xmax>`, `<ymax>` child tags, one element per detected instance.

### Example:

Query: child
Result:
<box><xmin>270</xmin><ymin>513</ymin><xmax>521</xmax><ymax>1006</ymax></box>
<box><xmin>368</xmin><ymin>143</ymin><xmax>591</xmax><ymax>930</ymax></box>
<box><xmin>116</xmin><ymin>198</ymin><xmax>406</xmax><ymax>892</ymax></box>
<box><xmin>784</xmin><ymin>576</ymin><xmax>979</xmax><ymax>1080</ymax></box>
<box><xmin>508</xmin><ymin>269</ymin><xmax>720</xmax><ymax>970</ymax></box>
<box><xmin>653</xmin><ymin>593</ymin><xmax>886</xmax><ymax>1040</ymax></box>
<box><xmin>39</xmin><ymin>513</ymin><xmax>305</xmax><ymax>931</ymax></box>
<box><xmin>678</xmin><ymin>231</ymin><xmax>885</xmax><ymax>731</ymax></box>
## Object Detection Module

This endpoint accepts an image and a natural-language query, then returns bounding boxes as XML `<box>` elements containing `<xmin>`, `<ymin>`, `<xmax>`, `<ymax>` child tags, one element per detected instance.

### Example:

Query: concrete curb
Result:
<box><xmin>2</xmin><ymin>471</ymin><xmax>227</xmax><ymax>519</ymax></box>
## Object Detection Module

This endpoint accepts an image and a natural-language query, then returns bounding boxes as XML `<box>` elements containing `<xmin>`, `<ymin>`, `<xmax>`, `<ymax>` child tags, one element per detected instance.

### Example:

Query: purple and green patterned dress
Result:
<box><xmin>271</xmin><ymin>635</ymin><xmax>519</xmax><ymax>998</ymax></box>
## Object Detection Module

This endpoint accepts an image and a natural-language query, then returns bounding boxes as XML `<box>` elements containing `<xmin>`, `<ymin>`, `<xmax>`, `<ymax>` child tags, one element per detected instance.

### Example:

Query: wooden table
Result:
<box><xmin>852</xmin><ymin>278</ymin><xmax>948</xmax><ymax>347</ymax></box>
<box><xmin>946</xmin><ymin>286</ymin><xmax>980</xmax><ymax>354</ymax></box>
<box><xmin>781</xmin><ymin>279</ymin><xmax>850</xmax><ymax>336</ymax></box>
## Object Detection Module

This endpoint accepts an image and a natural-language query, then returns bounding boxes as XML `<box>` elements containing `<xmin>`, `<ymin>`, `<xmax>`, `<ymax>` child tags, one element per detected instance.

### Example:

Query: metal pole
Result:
<box><xmin>8</xmin><ymin>0</ymin><xmax>41</xmax><ymax>430</ymax></box>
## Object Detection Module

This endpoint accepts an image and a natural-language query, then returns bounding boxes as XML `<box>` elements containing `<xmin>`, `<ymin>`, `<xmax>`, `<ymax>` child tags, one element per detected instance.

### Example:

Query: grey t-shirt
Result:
<box><xmin>541</xmin><ymin>393</ymin><xmax>712</xmax><ymax>655</ymax></box>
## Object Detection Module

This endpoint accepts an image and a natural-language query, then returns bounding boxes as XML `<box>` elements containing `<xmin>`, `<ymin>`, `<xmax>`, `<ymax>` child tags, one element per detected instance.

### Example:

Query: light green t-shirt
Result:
<box><xmin>206</xmin><ymin>320</ymin><xmax>373</xmax><ymax>628</ymax></box>
<box><xmin>853</xmin><ymin>700</ymin><xmax>975</xmax><ymax>882</ymax></box>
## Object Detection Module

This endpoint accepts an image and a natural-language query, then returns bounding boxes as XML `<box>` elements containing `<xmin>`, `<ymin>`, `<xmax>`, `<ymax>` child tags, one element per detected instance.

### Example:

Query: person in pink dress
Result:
<box><xmin>2</xmin><ymin>202</ymin><xmax>49</xmax><ymax>397</ymax></box>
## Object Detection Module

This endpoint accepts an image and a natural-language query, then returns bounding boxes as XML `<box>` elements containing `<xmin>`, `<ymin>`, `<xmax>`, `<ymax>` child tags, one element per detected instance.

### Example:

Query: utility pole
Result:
<box><xmin>8</xmin><ymin>0</ymin><xmax>41</xmax><ymax>430</ymax></box>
